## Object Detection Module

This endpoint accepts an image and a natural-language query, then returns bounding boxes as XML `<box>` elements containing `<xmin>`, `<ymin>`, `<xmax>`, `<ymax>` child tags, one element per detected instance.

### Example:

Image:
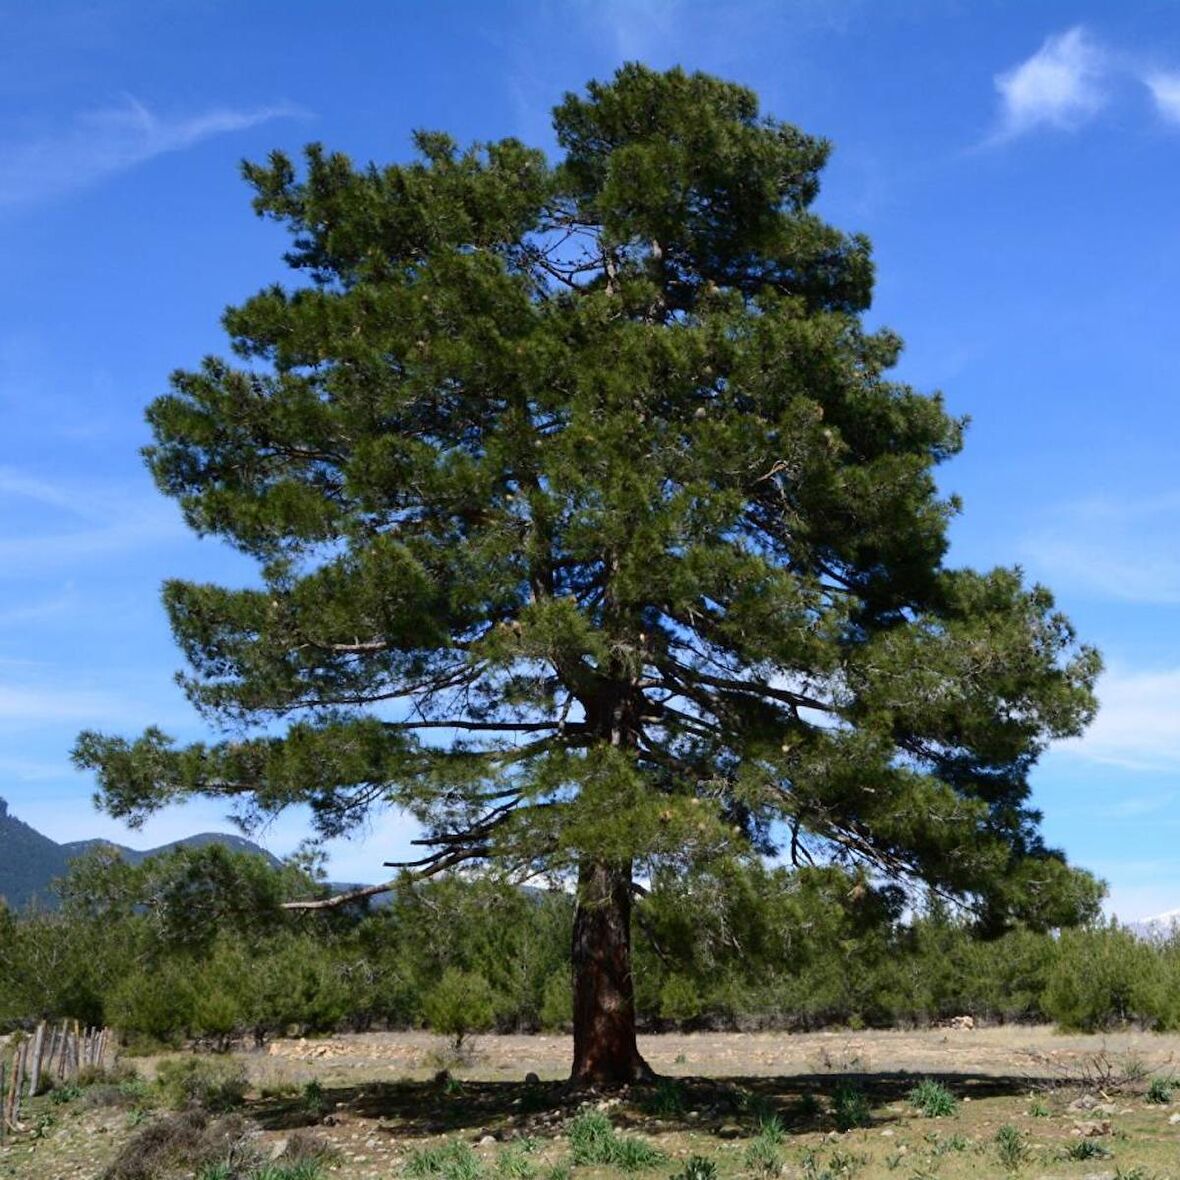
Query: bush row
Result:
<box><xmin>1</xmin><ymin>847</ymin><xmax>1176</xmax><ymax>1042</ymax></box>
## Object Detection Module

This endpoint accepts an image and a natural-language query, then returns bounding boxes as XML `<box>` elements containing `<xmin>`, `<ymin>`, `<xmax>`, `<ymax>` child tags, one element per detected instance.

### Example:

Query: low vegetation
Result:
<box><xmin>4</xmin><ymin>846</ymin><xmax>1180</xmax><ymax>1048</ymax></box>
<box><xmin>8</xmin><ymin>1033</ymin><xmax>1180</xmax><ymax>1179</ymax></box>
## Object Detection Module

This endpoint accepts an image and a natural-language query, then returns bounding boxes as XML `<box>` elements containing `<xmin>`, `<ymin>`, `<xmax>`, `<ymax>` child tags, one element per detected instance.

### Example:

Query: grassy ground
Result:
<box><xmin>3</xmin><ymin>1029</ymin><xmax>1180</xmax><ymax>1179</ymax></box>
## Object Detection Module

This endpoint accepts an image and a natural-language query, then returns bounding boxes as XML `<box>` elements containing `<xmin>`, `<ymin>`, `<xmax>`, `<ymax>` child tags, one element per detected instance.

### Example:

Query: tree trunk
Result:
<box><xmin>570</xmin><ymin>858</ymin><xmax>654</xmax><ymax>1085</ymax></box>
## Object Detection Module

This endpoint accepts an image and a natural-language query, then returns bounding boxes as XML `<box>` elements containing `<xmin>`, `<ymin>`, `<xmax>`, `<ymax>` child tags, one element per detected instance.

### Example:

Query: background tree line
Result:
<box><xmin>0</xmin><ymin>846</ymin><xmax>1173</xmax><ymax>1043</ymax></box>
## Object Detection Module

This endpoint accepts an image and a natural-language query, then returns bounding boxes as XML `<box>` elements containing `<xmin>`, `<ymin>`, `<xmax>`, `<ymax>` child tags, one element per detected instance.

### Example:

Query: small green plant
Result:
<box><xmin>30</xmin><ymin>1112</ymin><xmax>56</xmax><ymax>1139</ymax></box>
<box><xmin>405</xmin><ymin>1139</ymin><xmax>483</xmax><ymax>1180</ymax></box>
<box><xmin>831</xmin><ymin>1082</ymin><xmax>871</xmax><ymax>1131</ymax></box>
<box><xmin>125</xmin><ymin>1106</ymin><xmax>150</xmax><ymax>1129</ymax></box>
<box><xmin>792</xmin><ymin>1092</ymin><xmax>822</xmax><ymax>1123</ymax></box>
<box><xmin>928</xmin><ymin>1132</ymin><xmax>968</xmax><ymax>1155</ymax></box>
<box><xmin>1062</xmin><ymin>1138</ymin><xmax>1112</xmax><ymax>1161</ymax></box>
<box><xmin>993</xmin><ymin>1125</ymin><xmax>1028</xmax><ymax>1171</ymax></box>
<box><xmin>252</xmin><ymin>1163</ymin><xmax>328</xmax><ymax>1180</ymax></box>
<box><xmin>641</xmin><ymin>1078</ymin><xmax>686</xmax><ymax>1117</ymax></box>
<box><xmin>801</xmin><ymin>1148</ymin><xmax>866</xmax><ymax>1180</ymax></box>
<box><xmin>568</xmin><ymin>1109</ymin><xmax>616</xmax><ymax>1165</ymax></box>
<box><xmin>543</xmin><ymin>1166</ymin><xmax>571</xmax><ymax>1180</ymax></box>
<box><xmin>156</xmin><ymin>1056</ymin><xmax>248</xmax><ymax>1113</ymax></box>
<box><xmin>908</xmin><ymin>1078</ymin><xmax>957</xmax><ymax>1118</ymax></box>
<box><xmin>422</xmin><ymin>967</ymin><xmax>497</xmax><ymax>1053</ymax></box>
<box><xmin>1028</xmin><ymin>1098</ymin><xmax>1050</xmax><ymax>1117</ymax></box>
<box><xmin>496</xmin><ymin>1145</ymin><xmax>536</xmax><ymax>1180</ymax></box>
<box><xmin>610</xmin><ymin>1137</ymin><xmax>666</xmax><ymax>1172</ymax></box>
<box><xmin>1114</xmin><ymin>1169</ymin><xmax>1161</xmax><ymax>1180</ymax></box>
<box><xmin>739</xmin><ymin>1089</ymin><xmax>778</xmax><ymax>1125</ymax></box>
<box><xmin>49</xmin><ymin>1083</ymin><xmax>82</xmax><ymax>1105</ymax></box>
<box><xmin>744</xmin><ymin>1135</ymin><xmax>783</xmax><ymax>1177</ymax></box>
<box><xmin>756</xmin><ymin>1114</ymin><xmax>785</xmax><ymax>1144</ymax></box>
<box><xmin>195</xmin><ymin>1165</ymin><xmax>233</xmax><ymax>1180</ymax></box>
<box><xmin>1146</xmin><ymin>1075</ymin><xmax>1175</xmax><ymax>1104</ymax></box>
<box><xmin>566</xmin><ymin>1109</ymin><xmax>663</xmax><ymax>1170</ymax></box>
<box><xmin>671</xmin><ymin>1156</ymin><xmax>718</xmax><ymax>1180</ymax></box>
<box><xmin>301</xmin><ymin>1079</ymin><xmax>326</xmax><ymax>1117</ymax></box>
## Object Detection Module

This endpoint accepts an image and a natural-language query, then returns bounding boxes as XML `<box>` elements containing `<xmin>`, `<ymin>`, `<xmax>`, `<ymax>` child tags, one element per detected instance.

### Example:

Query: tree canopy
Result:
<box><xmin>74</xmin><ymin>64</ymin><xmax>1103</xmax><ymax>1080</ymax></box>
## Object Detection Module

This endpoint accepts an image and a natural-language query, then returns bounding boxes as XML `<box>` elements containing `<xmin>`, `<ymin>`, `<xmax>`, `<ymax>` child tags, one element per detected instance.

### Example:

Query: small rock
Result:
<box><xmin>1071</xmin><ymin>1119</ymin><xmax>1112</xmax><ymax>1138</ymax></box>
<box><xmin>943</xmin><ymin>1015</ymin><xmax>975</xmax><ymax>1031</ymax></box>
<box><xmin>524</xmin><ymin>1072</ymin><xmax>540</xmax><ymax>1085</ymax></box>
<box><xmin>479</xmin><ymin>1135</ymin><xmax>498</xmax><ymax>1147</ymax></box>
<box><xmin>269</xmin><ymin>1139</ymin><xmax>289</xmax><ymax>1161</ymax></box>
<box><xmin>716</xmin><ymin>1124</ymin><xmax>742</xmax><ymax>1140</ymax></box>
<box><xmin>1169</xmin><ymin>1112</ymin><xmax>1180</xmax><ymax>1124</ymax></box>
<box><xmin>880</xmin><ymin>1129</ymin><xmax>894</xmax><ymax>1137</ymax></box>
<box><xmin>1070</xmin><ymin>1095</ymin><xmax>1098</xmax><ymax>1112</ymax></box>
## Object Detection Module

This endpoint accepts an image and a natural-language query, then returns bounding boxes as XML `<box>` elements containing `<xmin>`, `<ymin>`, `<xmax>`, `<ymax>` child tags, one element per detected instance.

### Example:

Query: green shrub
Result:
<box><xmin>640</xmin><ymin>1078</ymin><xmax>685</xmax><ymax>1117</ymax></box>
<box><xmin>301</xmin><ymin>1079</ymin><xmax>326</xmax><ymax>1117</ymax></box>
<box><xmin>538</xmin><ymin>970</ymin><xmax>572</xmax><ymax>1031</ymax></box>
<box><xmin>405</xmin><ymin>1139</ymin><xmax>482</xmax><ymax>1180</ymax></box>
<box><xmin>566</xmin><ymin>1109</ymin><xmax>663</xmax><ymax>1170</ymax></box>
<box><xmin>744</xmin><ymin>1134</ymin><xmax>783</xmax><ymax>1177</ymax></box>
<box><xmin>609</xmin><ymin>1137</ymin><xmax>665</xmax><ymax>1172</ymax></box>
<box><xmin>155</xmin><ymin>1056</ymin><xmax>248</xmax><ymax>1112</ymax></box>
<box><xmin>993</xmin><ymin>1125</ymin><xmax>1028</xmax><ymax>1171</ymax></box>
<box><xmin>908</xmin><ymin>1078</ymin><xmax>957</xmax><ymax>1118</ymax></box>
<box><xmin>1146</xmin><ymin>1075</ymin><xmax>1175</xmax><ymax>1104</ymax></box>
<box><xmin>567</xmin><ymin>1109</ymin><xmax>615</xmax><ymax>1164</ymax></box>
<box><xmin>671</xmin><ymin>1156</ymin><xmax>718</xmax><ymax>1180</ymax></box>
<box><xmin>495</xmin><ymin>1145</ymin><xmax>536</xmax><ymax>1180</ymax></box>
<box><xmin>252</xmin><ymin>1163</ymin><xmax>327</xmax><ymax>1180</ymax></box>
<box><xmin>1043</xmin><ymin>925</ymin><xmax>1166</xmax><ymax>1032</ymax></box>
<box><xmin>1062</xmin><ymin>1138</ymin><xmax>1111</xmax><ymax>1161</ymax></box>
<box><xmin>659</xmin><ymin>975</ymin><xmax>703</xmax><ymax>1022</ymax></box>
<box><xmin>831</xmin><ymin>1082</ymin><xmax>871</xmax><ymax>1131</ymax></box>
<box><xmin>421</xmin><ymin>968</ymin><xmax>497</xmax><ymax>1051</ymax></box>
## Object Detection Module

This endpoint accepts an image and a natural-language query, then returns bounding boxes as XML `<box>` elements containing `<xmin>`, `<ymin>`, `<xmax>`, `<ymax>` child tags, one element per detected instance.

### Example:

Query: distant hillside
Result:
<box><xmin>1128</xmin><ymin>909</ymin><xmax>1180</xmax><ymax>941</ymax></box>
<box><xmin>0</xmin><ymin>796</ymin><xmax>280</xmax><ymax>911</ymax></box>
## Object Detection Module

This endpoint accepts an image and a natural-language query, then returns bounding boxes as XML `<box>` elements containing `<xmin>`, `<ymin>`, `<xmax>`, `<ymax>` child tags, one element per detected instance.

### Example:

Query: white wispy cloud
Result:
<box><xmin>0</xmin><ymin>466</ymin><xmax>188</xmax><ymax>573</ymax></box>
<box><xmin>591</xmin><ymin>0</ymin><xmax>682</xmax><ymax>61</ymax></box>
<box><xmin>992</xmin><ymin>27</ymin><xmax>1107</xmax><ymax>141</ymax></box>
<box><xmin>1021</xmin><ymin>491</ymin><xmax>1180</xmax><ymax>605</ymax></box>
<box><xmin>1145</xmin><ymin>71</ymin><xmax>1180</xmax><ymax>124</ymax></box>
<box><xmin>0</xmin><ymin>96</ymin><xmax>304</xmax><ymax>209</ymax></box>
<box><xmin>1058</xmin><ymin>666</ymin><xmax>1180</xmax><ymax>771</ymax></box>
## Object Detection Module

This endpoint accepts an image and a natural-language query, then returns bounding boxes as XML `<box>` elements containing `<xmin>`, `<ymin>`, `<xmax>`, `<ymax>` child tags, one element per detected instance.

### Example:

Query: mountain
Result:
<box><xmin>1128</xmin><ymin>909</ymin><xmax>1180</xmax><ymax>941</ymax></box>
<box><xmin>0</xmin><ymin>796</ymin><xmax>280</xmax><ymax>911</ymax></box>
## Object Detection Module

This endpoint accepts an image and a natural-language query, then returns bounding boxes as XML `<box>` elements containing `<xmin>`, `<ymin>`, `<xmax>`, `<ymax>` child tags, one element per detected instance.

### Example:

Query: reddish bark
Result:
<box><xmin>570</xmin><ymin>858</ymin><xmax>654</xmax><ymax>1085</ymax></box>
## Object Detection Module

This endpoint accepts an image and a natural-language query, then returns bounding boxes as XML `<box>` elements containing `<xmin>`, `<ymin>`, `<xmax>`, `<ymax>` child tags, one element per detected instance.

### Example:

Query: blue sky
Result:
<box><xmin>3</xmin><ymin>0</ymin><xmax>1179</xmax><ymax>918</ymax></box>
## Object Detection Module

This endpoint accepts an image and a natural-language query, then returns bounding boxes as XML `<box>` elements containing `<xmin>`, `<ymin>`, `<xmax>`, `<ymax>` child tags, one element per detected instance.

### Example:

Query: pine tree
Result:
<box><xmin>74</xmin><ymin>65</ymin><xmax>1103</xmax><ymax>1083</ymax></box>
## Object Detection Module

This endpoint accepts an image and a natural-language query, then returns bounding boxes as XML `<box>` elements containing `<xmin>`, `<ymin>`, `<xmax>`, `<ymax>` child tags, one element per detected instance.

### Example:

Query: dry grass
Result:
<box><xmin>6</xmin><ymin>1030</ymin><xmax>1180</xmax><ymax>1180</ymax></box>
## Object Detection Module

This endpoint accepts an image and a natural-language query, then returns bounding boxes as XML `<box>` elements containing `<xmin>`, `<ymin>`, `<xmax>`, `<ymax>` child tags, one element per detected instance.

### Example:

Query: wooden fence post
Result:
<box><xmin>56</xmin><ymin>1019</ymin><xmax>69</xmax><ymax>1080</ymax></box>
<box><xmin>7</xmin><ymin>1040</ymin><xmax>26</xmax><ymax>1129</ymax></box>
<box><xmin>27</xmin><ymin>1022</ymin><xmax>46</xmax><ymax>1098</ymax></box>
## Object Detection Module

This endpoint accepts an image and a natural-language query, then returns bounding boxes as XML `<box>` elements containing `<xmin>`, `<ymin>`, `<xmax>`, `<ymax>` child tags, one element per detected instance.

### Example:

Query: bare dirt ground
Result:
<box><xmin>7</xmin><ymin>1027</ymin><xmax>1180</xmax><ymax>1179</ymax></box>
<box><xmin>249</xmin><ymin>1025</ymin><xmax>1180</xmax><ymax>1086</ymax></box>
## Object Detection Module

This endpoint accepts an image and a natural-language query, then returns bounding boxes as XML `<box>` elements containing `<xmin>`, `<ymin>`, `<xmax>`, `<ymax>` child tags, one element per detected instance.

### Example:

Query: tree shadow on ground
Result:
<box><xmin>251</xmin><ymin>1070</ymin><xmax>1044</xmax><ymax>1138</ymax></box>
